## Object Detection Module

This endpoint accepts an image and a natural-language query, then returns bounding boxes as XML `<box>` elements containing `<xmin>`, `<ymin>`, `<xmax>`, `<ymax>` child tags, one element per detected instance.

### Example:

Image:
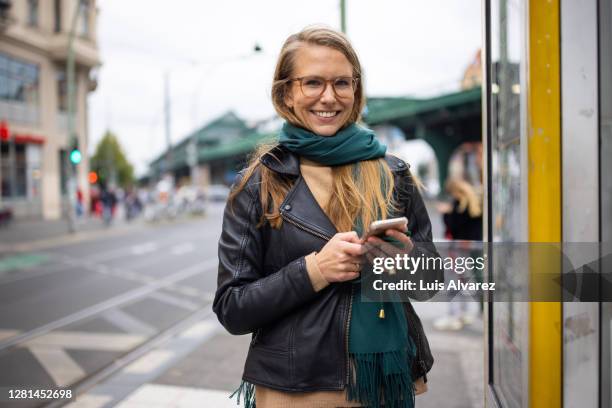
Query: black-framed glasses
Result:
<box><xmin>287</xmin><ymin>76</ymin><xmax>358</xmax><ymax>99</ymax></box>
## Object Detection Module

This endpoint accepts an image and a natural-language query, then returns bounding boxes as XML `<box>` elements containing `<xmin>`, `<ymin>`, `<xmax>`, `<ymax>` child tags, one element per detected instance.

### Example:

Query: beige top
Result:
<box><xmin>255</xmin><ymin>158</ymin><xmax>362</xmax><ymax>407</ymax></box>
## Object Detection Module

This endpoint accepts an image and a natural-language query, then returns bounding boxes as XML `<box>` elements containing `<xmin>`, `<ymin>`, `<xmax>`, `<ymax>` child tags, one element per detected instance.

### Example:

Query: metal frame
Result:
<box><xmin>560</xmin><ymin>0</ymin><xmax>601</xmax><ymax>407</ymax></box>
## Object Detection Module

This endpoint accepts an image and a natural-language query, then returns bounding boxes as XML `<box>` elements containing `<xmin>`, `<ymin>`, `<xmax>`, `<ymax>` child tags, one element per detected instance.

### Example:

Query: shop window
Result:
<box><xmin>54</xmin><ymin>0</ymin><xmax>61</xmax><ymax>32</ymax></box>
<box><xmin>78</xmin><ymin>0</ymin><xmax>90</xmax><ymax>37</ymax></box>
<box><xmin>1</xmin><ymin>143</ymin><xmax>27</xmax><ymax>198</ymax></box>
<box><xmin>28</xmin><ymin>0</ymin><xmax>39</xmax><ymax>27</ymax></box>
<box><xmin>0</xmin><ymin>53</ymin><xmax>40</xmax><ymax>125</ymax></box>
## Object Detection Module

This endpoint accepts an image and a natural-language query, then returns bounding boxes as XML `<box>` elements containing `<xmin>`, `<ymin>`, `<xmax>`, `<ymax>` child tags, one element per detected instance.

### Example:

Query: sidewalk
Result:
<box><xmin>0</xmin><ymin>211</ymin><xmax>145</xmax><ymax>253</ymax></box>
<box><xmin>70</xmin><ymin>303</ymin><xmax>485</xmax><ymax>408</ymax></box>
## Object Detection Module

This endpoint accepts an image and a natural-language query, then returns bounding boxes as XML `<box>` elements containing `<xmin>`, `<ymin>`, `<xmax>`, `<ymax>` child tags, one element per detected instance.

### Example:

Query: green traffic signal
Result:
<box><xmin>70</xmin><ymin>149</ymin><xmax>82</xmax><ymax>164</ymax></box>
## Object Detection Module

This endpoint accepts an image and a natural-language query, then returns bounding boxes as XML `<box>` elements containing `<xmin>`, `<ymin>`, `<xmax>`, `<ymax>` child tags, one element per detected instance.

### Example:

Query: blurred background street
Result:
<box><xmin>0</xmin><ymin>0</ymin><xmax>486</xmax><ymax>406</ymax></box>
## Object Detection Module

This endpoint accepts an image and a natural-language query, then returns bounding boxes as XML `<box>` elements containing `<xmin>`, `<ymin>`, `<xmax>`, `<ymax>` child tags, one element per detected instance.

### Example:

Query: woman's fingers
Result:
<box><xmin>385</xmin><ymin>229</ymin><xmax>414</xmax><ymax>251</ymax></box>
<box><xmin>340</xmin><ymin>241</ymin><xmax>365</xmax><ymax>256</ymax></box>
<box><xmin>335</xmin><ymin>231</ymin><xmax>361</xmax><ymax>243</ymax></box>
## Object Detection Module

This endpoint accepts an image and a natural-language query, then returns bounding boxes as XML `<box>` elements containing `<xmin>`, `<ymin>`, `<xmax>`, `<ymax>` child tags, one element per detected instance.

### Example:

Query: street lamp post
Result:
<box><xmin>340</xmin><ymin>0</ymin><xmax>347</xmax><ymax>34</ymax></box>
<box><xmin>65</xmin><ymin>0</ymin><xmax>83</xmax><ymax>233</ymax></box>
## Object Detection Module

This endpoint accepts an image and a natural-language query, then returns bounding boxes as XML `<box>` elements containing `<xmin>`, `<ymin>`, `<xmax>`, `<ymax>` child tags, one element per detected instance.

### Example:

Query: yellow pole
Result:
<box><xmin>528</xmin><ymin>0</ymin><xmax>562</xmax><ymax>406</ymax></box>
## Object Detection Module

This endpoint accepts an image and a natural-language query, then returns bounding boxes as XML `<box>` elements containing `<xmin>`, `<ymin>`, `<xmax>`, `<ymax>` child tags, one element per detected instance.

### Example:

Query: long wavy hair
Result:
<box><xmin>446</xmin><ymin>178</ymin><xmax>482</xmax><ymax>218</ymax></box>
<box><xmin>230</xmin><ymin>26</ymin><xmax>395</xmax><ymax>232</ymax></box>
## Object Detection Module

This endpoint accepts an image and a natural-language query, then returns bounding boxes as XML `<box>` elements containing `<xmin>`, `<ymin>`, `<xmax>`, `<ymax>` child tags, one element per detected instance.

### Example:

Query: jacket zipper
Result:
<box><xmin>280</xmin><ymin>210</ymin><xmax>353</xmax><ymax>389</ymax></box>
<box><xmin>344</xmin><ymin>284</ymin><xmax>354</xmax><ymax>386</ymax></box>
<box><xmin>280</xmin><ymin>211</ymin><xmax>332</xmax><ymax>241</ymax></box>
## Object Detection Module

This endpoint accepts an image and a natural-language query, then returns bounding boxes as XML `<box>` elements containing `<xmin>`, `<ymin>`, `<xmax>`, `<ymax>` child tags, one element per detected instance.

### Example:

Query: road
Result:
<box><xmin>0</xmin><ymin>205</ymin><xmax>225</xmax><ymax>408</ymax></box>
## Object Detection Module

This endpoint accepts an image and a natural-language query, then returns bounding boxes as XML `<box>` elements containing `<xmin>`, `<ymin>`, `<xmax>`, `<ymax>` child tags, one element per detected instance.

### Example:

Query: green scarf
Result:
<box><xmin>230</xmin><ymin>122</ymin><xmax>415</xmax><ymax>408</ymax></box>
<box><xmin>278</xmin><ymin>122</ymin><xmax>387</xmax><ymax>165</ymax></box>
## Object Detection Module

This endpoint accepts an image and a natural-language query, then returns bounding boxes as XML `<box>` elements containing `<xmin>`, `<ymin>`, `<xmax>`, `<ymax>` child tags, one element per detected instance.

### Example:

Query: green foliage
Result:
<box><xmin>90</xmin><ymin>131</ymin><xmax>134</xmax><ymax>187</ymax></box>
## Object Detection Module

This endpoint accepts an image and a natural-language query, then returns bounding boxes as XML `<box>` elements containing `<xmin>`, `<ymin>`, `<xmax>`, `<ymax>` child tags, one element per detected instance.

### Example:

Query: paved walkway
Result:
<box><xmin>69</xmin><ymin>302</ymin><xmax>484</xmax><ymax>408</ymax></box>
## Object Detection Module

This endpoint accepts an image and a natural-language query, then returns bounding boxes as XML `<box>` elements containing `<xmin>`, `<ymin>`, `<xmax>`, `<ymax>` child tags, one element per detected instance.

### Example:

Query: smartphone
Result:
<box><xmin>361</xmin><ymin>217</ymin><xmax>408</xmax><ymax>240</ymax></box>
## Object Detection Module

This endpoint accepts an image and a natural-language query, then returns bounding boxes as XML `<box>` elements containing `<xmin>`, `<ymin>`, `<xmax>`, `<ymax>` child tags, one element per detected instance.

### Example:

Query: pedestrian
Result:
<box><xmin>213</xmin><ymin>26</ymin><xmax>440</xmax><ymax>408</ymax></box>
<box><xmin>434</xmin><ymin>177</ymin><xmax>483</xmax><ymax>330</ymax></box>
<box><xmin>440</xmin><ymin>178</ymin><xmax>482</xmax><ymax>241</ymax></box>
<box><xmin>100</xmin><ymin>185</ymin><xmax>116</xmax><ymax>226</ymax></box>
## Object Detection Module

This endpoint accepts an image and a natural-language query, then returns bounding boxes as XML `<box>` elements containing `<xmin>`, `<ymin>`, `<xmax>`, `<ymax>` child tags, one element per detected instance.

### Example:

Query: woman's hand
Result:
<box><xmin>364</xmin><ymin>228</ymin><xmax>414</xmax><ymax>270</ymax></box>
<box><xmin>315</xmin><ymin>231</ymin><xmax>365</xmax><ymax>283</ymax></box>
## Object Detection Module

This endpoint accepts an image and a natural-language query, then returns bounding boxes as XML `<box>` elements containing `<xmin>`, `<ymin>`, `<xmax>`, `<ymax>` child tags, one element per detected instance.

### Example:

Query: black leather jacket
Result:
<box><xmin>213</xmin><ymin>146</ymin><xmax>440</xmax><ymax>392</ymax></box>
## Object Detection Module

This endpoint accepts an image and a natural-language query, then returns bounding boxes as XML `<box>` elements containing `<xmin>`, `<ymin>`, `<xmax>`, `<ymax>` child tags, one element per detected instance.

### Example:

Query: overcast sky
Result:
<box><xmin>88</xmin><ymin>0</ymin><xmax>482</xmax><ymax>175</ymax></box>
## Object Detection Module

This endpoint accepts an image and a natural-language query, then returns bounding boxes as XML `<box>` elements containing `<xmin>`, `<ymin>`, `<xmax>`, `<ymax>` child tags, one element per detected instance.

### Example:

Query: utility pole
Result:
<box><xmin>340</xmin><ymin>0</ymin><xmax>347</xmax><ymax>34</ymax></box>
<box><xmin>65</xmin><ymin>0</ymin><xmax>83</xmax><ymax>232</ymax></box>
<box><xmin>163</xmin><ymin>71</ymin><xmax>174</xmax><ymax>186</ymax></box>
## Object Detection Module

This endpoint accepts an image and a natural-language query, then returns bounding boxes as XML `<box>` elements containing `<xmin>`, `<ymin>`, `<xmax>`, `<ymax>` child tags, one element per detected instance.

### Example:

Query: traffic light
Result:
<box><xmin>69</xmin><ymin>140</ymin><xmax>81</xmax><ymax>165</ymax></box>
<box><xmin>88</xmin><ymin>171</ymin><xmax>98</xmax><ymax>184</ymax></box>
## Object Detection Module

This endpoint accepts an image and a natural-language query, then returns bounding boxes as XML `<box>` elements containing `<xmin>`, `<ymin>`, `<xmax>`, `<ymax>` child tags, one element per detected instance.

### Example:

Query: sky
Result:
<box><xmin>88</xmin><ymin>0</ymin><xmax>482</xmax><ymax>176</ymax></box>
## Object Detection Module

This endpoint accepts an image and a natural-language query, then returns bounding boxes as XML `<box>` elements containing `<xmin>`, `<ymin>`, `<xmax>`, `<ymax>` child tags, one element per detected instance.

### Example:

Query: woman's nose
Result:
<box><xmin>319</xmin><ymin>83</ymin><xmax>337</xmax><ymax>103</ymax></box>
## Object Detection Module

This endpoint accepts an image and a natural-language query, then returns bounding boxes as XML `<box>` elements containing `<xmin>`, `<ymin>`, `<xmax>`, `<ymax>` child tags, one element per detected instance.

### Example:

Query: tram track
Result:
<box><xmin>0</xmin><ymin>257</ymin><xmax>217</xmax><ymax>352</ymax></box>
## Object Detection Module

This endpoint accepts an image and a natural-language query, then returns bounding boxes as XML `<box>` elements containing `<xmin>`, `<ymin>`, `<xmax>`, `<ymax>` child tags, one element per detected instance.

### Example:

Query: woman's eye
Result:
<box><xmin>335</xmin><ymin>79</ymin><xmax>351</xmax><ymax>88</ymax></box>
<box><xmin>304</xmin><ymin>79</ymin><xmax>323</xmax><ymax>88</ymax></box>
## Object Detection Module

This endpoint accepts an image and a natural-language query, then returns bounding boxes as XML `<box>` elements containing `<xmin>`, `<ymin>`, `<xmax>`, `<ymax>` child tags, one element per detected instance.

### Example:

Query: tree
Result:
<box><xmin>90</xmin><ymin>131</ymin><xmax>134</xmax><ymax>188</ymax></box>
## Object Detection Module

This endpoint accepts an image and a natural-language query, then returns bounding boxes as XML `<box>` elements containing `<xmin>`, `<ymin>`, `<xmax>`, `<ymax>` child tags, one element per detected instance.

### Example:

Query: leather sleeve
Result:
<box><xmin>213</xmin><ymin>173</ymin><xmax>320</xmax><ymax>335</ymax></box>
<box><xmin>401</xmin><ymin>169</ymin><xmax>445</xmax><ymax>301</ymax></box>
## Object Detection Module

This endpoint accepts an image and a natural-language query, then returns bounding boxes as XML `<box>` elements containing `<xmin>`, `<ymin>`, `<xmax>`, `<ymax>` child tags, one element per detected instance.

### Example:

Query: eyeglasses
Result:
<box><xmin>287</xmin><ymin>76</ymin><xmax>358</xmax><ymax>99</ymax></box>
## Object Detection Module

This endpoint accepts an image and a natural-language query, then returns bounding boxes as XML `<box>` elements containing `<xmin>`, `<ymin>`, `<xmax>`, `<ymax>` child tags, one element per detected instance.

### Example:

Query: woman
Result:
<box><xmin>213</xmin><ymin>26</ymin><xmax>439</xmax><ymax>408</ymax></box>
<box><xmin>441</xmin><ymin>178</ymin><xmax>483</xmax><ymax>241</ymax></box>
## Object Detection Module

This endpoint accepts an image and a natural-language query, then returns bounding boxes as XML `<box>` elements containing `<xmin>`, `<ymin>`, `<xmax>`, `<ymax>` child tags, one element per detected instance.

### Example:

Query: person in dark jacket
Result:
<box><xmin>435</xmin><ymin>177</ymin><xmax>483</xmax><ymax>330</ymax></box>
<box><xmin>213</xmin><ymin>26</ymin><xmax>441</xmax><ymax>408</ymax></box>
<box><xmin>441</xmin><ymin>178</ymin><xmax>483</xmax><ymax>241</ymax></box>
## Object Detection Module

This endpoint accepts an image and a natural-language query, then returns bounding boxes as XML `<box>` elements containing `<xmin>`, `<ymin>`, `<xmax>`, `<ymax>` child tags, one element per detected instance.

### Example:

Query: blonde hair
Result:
<box><xmin>230</xmin><ymin>26</ymin><xmax>395</xmax><ymax>231</ymax></box>
<box><xmin>446</xmin><ymin>178</ymin><xmax>482</xmax><ymax>218</ymax></box>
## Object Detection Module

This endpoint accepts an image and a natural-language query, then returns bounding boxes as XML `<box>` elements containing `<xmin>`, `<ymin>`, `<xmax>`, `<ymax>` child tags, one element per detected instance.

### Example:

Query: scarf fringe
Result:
<box><xmin>229</xmin><ymin>380</ymin><xmax>256</xmax><ymax>408</ymax></box>
<box><xmin>347</xmin><ymin>351</ymin><xmax>415</xmax><ymax>408</ymax></box>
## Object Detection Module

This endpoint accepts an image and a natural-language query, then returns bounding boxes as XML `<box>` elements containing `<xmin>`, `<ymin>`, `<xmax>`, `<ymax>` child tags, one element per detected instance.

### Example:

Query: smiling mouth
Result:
<box><xmin>311</xmin><ymin>110</ymin><xmax>340</xmax><ymax>118</ymax></box>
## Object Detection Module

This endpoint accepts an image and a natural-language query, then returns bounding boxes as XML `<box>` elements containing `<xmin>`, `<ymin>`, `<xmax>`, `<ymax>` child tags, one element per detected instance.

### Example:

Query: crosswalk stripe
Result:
<box><xmin>29</xmin><ymin>346</ymin><xmax>86</xmax><ymax>387</ymax></box>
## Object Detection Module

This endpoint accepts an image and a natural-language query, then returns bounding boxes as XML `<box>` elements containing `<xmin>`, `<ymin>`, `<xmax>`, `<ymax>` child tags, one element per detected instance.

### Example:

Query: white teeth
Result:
<box><xmin>313</xmin><ymin>111</ymin><xmax>338</xmax><ymax>118</ymax></box>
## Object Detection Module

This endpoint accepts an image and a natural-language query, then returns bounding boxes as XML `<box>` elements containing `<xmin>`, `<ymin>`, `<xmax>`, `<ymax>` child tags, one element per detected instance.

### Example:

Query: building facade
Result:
<box><xmin>0</xmin><ymin>0</ymin><xmax>99</xmax><ymax>219</ymax></box>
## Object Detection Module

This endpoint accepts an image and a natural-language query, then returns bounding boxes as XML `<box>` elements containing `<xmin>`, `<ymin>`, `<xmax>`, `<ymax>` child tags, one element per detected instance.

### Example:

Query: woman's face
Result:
<box><xmin>285</xmin><ymin>44</ymin><xmax>355</xmax><ymax>136</ymax></box>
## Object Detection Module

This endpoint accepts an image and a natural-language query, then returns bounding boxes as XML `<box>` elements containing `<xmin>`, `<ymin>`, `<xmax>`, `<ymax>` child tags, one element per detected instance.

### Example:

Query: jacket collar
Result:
<box><xmin>260</xmin><ymin>145</ymin><xmax>410</xmax><ymax>176</ymax></box>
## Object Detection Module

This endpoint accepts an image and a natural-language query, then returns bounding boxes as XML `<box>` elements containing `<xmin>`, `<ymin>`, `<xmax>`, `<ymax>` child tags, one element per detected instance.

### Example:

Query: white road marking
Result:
<box><xmin>179</xmin><ymin>318</ymin><xmax>220</xmax><ymax>340</ymax></box>
<box><xmin>101</xmin><ymin>309</ymin><xmax>157</xmax><ymax>336</ymax></box>
<box><xmin>116</xmin><ymin>384</ymin><xmax>236</xmax><ymax>408</ymax></box>
<box><xmin>122</xmin><ymin>349</ymin><xmax>175</xmax><ymax>375</ymax></box>
<box><xmin>0</xmin><ymin>258</ymin><xmax>217</xmax><ymax>350</ymax></box>
<box><xmin>0</xmin><ymin>329</ymin><xmax>20</xmax><ymax>342</ymax></box>
<box><xmin>130</xmin><ymin>242</ymin><xmax>158</xmax><ymax>256</ymax></box>
<box><xmin>65</xmin><ymin>394</ymin><xmax>113</xmax><ymax>408</ymax></box>
<box><xmin>23</xmin><ymin>331</ymin><xmax>145</xmax><ymax>351</ymax></box>
<box><xmin>28</xmin><ymin>346</ymin><xmax>86</xmax><ymax>387</ymax></box>
<box><xmin>175</xmin><ymin>286</ymin><xmax>200</xmax><ymax>297</ymax></box>
<box><xmin>149</xmin><ymin>291</ymin><xmax>200</xmax><ymax>311</ymax></box>
<box><xmin>171</xmin><ymin>242</ymin><xmax>195</xmax><ymax>256</ymax></box>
